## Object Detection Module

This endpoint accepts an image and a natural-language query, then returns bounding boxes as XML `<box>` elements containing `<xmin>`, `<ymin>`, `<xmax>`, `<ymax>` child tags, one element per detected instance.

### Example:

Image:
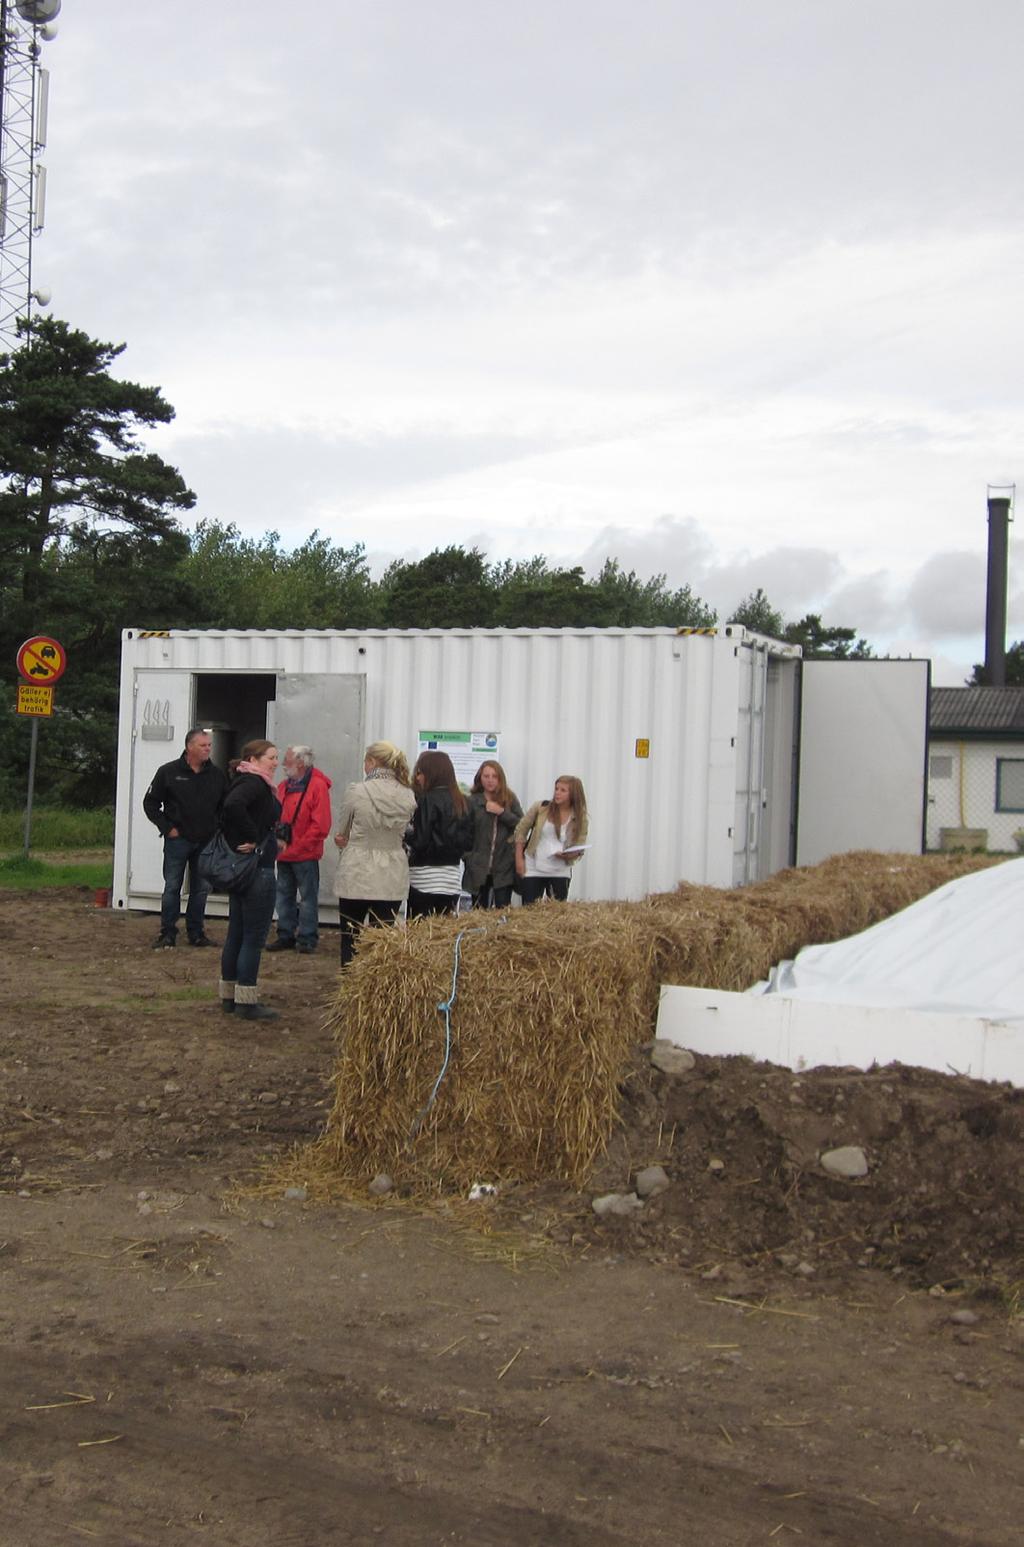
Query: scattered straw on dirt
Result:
<box><xmin>305</xmin><ymin>852</ymin><xmax>999</xmax><ymax>1195</ymax></box>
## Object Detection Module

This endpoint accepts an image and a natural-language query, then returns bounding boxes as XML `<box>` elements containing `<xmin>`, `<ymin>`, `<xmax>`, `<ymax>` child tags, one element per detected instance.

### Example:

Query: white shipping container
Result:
<box><xmin>113</xmin><ymin>625</ymin><xmax>804</xmax><ymax>915</ymax></box>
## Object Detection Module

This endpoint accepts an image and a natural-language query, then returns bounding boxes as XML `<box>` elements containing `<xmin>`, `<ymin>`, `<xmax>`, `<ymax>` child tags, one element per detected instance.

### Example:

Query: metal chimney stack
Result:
<box><xmin>984</xmin><ymin>490</ymin><xmax>1013</xmax><ymax>687</ymax></box>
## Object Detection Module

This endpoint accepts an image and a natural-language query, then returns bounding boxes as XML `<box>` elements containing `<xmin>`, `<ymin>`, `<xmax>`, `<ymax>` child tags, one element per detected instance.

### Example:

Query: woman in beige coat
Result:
<box><xmin>334</xmin><ymin>741</ymin><xmax>417</xmax><ymax>966</ymax></box>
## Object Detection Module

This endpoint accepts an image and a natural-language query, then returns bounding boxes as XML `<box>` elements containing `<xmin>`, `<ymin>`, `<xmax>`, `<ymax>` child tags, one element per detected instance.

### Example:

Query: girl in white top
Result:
<box><xmin>514</xmin><ymin>775</ymin><xmax>589</xmax><ymax>905</ymax></box>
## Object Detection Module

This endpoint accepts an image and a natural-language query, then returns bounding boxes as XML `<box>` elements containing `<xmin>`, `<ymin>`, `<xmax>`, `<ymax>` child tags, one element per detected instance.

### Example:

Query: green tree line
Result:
<box><xmin>0</xmin><ymin>319</ymin><xmax>875</xmax><ymax>808</ymax></box>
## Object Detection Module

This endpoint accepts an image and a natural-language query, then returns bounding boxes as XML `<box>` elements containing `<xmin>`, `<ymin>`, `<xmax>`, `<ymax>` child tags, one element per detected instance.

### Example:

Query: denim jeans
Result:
<box><xmin>220</xmin><ymin>867</ymin><xmax>277</xmax><ymax>987</ymax></box>
<box><xmin>275</xmin><ymin>859</ymin><xmax>321</xmax><ymax>945</ymax></box>
<box><xmin>161</xmin><ymin>835</ymin><xmax>210</xmax><ymax>940</ymax></box>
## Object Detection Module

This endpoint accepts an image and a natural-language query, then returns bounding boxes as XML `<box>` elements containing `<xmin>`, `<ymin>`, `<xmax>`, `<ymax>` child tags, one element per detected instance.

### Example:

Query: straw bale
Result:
<box><xmin>315</xmin><ymin>851</ymin><xmax>998</xmax><ymax>1193</ymax></box>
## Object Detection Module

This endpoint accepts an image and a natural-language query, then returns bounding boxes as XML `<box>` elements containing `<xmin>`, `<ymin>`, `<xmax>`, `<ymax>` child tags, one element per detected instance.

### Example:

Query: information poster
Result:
<box><xmin>417</xmin><ymin>730</ymin><xmax>500</xmax><ymax>789</ymax></box>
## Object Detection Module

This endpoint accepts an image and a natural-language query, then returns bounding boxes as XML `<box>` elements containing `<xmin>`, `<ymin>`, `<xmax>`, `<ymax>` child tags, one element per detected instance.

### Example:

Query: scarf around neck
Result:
<box><xmin>235</xmin><ymin>759</ymin><xmax>275</xmax><ymax>788</ymax></box>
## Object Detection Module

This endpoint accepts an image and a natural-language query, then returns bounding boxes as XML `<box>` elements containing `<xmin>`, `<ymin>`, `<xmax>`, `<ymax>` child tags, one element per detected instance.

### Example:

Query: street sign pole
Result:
<box><xmin>23</xmin><ymin>716</ymin><xmax>39</xmax><ymax>859</ymax></box>
<box><xmin>15</xmin><ymin>636</ymin><xmax>67</xmax><ymax>859</ymax></box>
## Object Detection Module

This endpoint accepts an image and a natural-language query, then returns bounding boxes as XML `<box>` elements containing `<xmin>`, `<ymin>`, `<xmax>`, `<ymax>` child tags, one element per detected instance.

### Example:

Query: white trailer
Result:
<box><xmin>112</xmin><ymin>626</ymin><xmax>929</xmax><ymax>917</ymax></box>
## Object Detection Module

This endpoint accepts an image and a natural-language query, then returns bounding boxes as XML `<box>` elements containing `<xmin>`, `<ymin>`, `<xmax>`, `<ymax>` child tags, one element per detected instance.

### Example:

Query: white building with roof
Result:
<box><xmin>928</xmin><ymin>686</ymin><xmax>1024</xmax><ymax>851</ymax></box>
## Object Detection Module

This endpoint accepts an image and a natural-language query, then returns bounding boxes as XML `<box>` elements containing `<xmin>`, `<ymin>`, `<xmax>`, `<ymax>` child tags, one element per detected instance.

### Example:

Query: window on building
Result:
<box><xmin>995</xmin><ymin>758</ymin><xmax>1024</xmax><ymax>812</ymax></box>
<box><xmin>929</xmin><ymin>755</ymin><xmax>953</xmax><ymax>779</ymax></box>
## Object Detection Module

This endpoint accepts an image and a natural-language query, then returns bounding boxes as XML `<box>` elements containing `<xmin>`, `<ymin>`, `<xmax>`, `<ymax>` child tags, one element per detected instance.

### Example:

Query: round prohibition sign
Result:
<box><xmin>17</xmin><ymin>634</ymin><xmax>67</xmax><ymax>684</ymax></box>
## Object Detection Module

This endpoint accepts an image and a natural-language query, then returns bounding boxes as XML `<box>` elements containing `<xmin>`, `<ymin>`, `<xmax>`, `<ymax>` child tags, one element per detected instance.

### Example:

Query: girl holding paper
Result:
<box><xmin>514</xmin><ymin>775</ymin><xmax>589</xmax><ymax>905</ymax></box>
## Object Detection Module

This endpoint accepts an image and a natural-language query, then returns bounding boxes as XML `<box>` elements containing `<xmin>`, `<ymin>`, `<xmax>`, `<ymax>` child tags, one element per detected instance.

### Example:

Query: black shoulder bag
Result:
<box><xmin>197</xmin><ymin>831</ymin><xmax>259</xmax><ymax>895</ymax></box>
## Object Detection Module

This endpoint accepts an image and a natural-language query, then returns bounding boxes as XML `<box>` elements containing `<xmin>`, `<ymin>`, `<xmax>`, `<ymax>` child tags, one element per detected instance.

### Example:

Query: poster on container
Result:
<box><xmin>418</xmin><ymin>730</ymin><xmax>499</xmax><ymax>789</ymax></box>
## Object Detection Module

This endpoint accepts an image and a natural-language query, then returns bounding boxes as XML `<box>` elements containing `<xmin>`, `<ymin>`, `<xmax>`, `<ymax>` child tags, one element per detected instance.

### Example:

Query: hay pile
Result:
<box><xmin>316</xmin><ymin>852</ymin><xmax>997</xmax><ymax>1192</ymax></box>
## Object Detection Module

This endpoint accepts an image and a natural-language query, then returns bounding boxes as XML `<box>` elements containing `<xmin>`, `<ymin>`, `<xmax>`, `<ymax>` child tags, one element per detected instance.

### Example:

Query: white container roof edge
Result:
<box><xmin>122</xmin><ymin>624</ymin><xmax>803</xmax><ymax>651</ymax></box>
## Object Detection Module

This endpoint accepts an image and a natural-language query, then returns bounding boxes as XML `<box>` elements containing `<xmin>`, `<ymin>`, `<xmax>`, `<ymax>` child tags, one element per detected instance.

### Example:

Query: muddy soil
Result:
<box><xmin>1</xmin><ymin>890</ymin><xmax>1021</xmax><ymax>1546</ymax></box>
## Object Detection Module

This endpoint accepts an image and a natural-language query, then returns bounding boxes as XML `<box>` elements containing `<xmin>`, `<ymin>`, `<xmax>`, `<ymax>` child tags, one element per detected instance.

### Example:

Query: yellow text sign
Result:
<box><xmin>17</xmin><ymin>683</ymin><xmax>54</xmax><ymax>717</ymax></box>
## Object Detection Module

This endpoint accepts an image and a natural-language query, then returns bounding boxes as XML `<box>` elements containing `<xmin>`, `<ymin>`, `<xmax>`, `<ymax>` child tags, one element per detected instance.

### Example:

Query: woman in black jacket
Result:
<box><xmin>218</xmin><ymin>740</ymin><xmax>281</xmax><ymax>1020</ymax></box>
<box><xmin>406</xmin><ymin>750</ymin><xmax>473</xmax><ymax>917</ymax></box>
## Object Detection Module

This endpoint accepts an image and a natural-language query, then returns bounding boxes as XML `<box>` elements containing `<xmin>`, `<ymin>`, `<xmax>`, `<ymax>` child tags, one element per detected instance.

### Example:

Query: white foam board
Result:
<box><xmin>656</xmin><ymin>986</ymin><xmax>1023</xmax><ymax>1087</ymax></box>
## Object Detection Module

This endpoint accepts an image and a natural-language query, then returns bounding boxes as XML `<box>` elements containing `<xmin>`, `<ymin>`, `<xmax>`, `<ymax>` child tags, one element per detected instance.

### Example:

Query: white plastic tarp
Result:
<box><xmin>754</xmin><ymin>859</ymin><xmax>1024</xmax><ymax>1021</ymax></box>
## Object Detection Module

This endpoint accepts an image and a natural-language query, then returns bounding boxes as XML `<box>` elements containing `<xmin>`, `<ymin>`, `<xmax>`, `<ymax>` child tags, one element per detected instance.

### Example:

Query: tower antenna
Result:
<box><xmin>0</xmin><ymin>0</ymin><xmax>61</xmax><ymax>351</ymax></box>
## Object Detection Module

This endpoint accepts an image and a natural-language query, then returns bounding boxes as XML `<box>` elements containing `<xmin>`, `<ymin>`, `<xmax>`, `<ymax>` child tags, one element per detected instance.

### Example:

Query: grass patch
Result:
<box><xmin>113</xmin><ymin>987</ymin><xmax>213</xmax><ymax>1009</ymax></box>
<box><xmin>0</xmin><ymin>805</ymin><xmax>114</xmax><ymax>849</ymax></box>
<box><xmin>0</xmin><ymin>854</ymin><xmax>113</xmax><ymax>890</ymax></box>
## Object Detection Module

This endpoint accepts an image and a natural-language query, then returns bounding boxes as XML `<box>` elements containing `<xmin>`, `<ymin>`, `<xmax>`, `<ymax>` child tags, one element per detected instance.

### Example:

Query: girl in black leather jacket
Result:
<box><xmin>406</xmin><ymin>751</ymin><xmax>473</xmax><ymax>917</ymax></box>
<box><xmin>218</xmin><ymin>741</ymin><xmax>282</xmax><ymax>1019</ymax></box>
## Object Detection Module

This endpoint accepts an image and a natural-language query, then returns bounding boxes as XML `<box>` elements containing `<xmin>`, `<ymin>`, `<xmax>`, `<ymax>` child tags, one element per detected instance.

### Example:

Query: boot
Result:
<box><xmin>235</xmin><ymin>984</ymin><xmax>278</xmax><ymax>1021</ymax></box>
<box><xmin>236</xmin><ymin>1002</ymin><xmax>279</xmax><ymax>1021</ymax></box>
<box><xmin>219</xmin><ymin>978</ymin><xmax>236</xmax><ymax>1014</ymax></box>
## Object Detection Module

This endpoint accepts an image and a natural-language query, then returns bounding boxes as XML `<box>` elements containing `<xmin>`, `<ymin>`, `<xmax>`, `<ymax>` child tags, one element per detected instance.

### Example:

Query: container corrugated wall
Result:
<box><xmin>115</xmin><ymin>627</ymin><xmax>800</xmax><ymax>909</ymax></box>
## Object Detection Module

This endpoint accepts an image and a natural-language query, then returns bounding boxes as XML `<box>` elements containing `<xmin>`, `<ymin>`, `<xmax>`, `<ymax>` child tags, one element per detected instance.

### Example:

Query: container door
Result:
<box><xmin>128</xmin><ymin>670</ymin><xmax>195</xmax><ymax>898</ymax></box>
<box><xmin>732</xmin><ymin>646</ymin><xmax>768</xmax><ymax>886</ymax></box>
<box><xmin>760</xmin><ymin>658</ymin><xmax>799</xmax><ymax>877</ymax></box>
<box><xmin>266</xmin><ymin>673</ymin><xmax>366</xmax><ymax>903</ymax></box>
<box><xmin>796</xmin><ymin>659</ymin><xmax>930</xmax><ymax>867</ymax></box>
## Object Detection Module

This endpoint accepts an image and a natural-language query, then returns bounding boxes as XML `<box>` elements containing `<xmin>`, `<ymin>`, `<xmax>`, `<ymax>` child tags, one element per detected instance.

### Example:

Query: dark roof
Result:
<box><xmin>930</xmin><ymin>686</ymin><xmax>1024</xmax><ymax>736</ymax></box>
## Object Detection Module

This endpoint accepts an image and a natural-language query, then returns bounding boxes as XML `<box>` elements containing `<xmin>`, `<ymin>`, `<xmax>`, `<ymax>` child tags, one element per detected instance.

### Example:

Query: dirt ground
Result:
<box><xmin>1</xmin><ymin>889</ymin><xmax>1021</xmax><ymax>1547</ymax></box>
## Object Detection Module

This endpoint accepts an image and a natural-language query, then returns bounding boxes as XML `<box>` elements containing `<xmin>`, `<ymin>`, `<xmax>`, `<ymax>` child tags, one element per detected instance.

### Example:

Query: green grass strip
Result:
<box><xmin>0</xmin><ymin>854</ymin><xmax>113</xmax><ymax>889</ymax></box>
<box><xmin>0</xmin><ymin>806</ymin><xmax>114</xmax><ymax>849</ymax></box>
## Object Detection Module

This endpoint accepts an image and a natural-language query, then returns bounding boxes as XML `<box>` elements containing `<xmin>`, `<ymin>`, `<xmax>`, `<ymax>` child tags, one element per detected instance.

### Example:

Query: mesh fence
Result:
<box><xmin>927</xmin><ymin>740</ymin><xmax>1024</xmax><ymax>853</ymax></box>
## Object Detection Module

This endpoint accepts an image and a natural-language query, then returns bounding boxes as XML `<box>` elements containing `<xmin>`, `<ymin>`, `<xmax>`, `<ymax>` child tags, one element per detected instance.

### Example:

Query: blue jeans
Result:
<box><xmin>161</xmin><ymin>835</ymin><xmax>210</xmax><ymax>940</ymax></box>
<box><xmin>220</xmin><ymin>868</ymin><xmax>277</xmax><ymax>988</ymax></box>
<box><xmin>274</xmin><ymin>859</ymin><xmax>321</xmax><ymax>946</ymax></box>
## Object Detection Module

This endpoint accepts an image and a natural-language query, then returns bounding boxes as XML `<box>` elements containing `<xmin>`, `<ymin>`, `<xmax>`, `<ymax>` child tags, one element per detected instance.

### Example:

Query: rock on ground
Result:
<box><xmin>820</xmin><ymin>1145</ymin><xmax>869</xmax><ymax>1178</ymax></box>
<box><xmin>592</xmin><ymin>1192</ymin><xmax>644</xmax><ymax>1218</ymax></box>
<box><xmin>650</xmin><ymin>1040</ymin><xmax>696</xmax><ymax>1076</ymax></box>
<box><xmin>635</xmin><ymin>1165</ymin><xmax>670</xmax><ymax>1198</ymax></box>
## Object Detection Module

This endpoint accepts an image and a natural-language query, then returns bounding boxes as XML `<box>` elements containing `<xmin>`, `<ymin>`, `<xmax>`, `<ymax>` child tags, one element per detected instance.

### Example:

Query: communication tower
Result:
<box><xmin>0</xmin><ymin>0</ymin><xmax>60</xmax><ymax>351</ymax></box>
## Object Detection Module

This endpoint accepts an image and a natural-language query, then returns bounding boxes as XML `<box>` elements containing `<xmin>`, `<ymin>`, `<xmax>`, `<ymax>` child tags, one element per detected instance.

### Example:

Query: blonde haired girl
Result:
<box><xmin>514</xmin><ymin>775</ymin><xmax>589</xmax><ymax>905</ymax></box>
<box><xmin>333</xmin><ymin>741</ymin><xmax>417</xmax><ymax>965</ymax></box>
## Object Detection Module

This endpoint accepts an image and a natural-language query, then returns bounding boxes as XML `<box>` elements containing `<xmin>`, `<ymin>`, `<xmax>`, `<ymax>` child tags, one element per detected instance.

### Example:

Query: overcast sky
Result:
<box><xmin>30</xmin><ymin>0</ymin><xmax>1024</xmax><ymax>681</ymax></box>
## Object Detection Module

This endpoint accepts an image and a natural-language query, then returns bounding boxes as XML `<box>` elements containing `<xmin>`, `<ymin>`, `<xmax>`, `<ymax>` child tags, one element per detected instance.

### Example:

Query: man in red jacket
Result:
<box><xmin>266</xmin><ymin>745</ymin><xmax>332</xmax><ymax>955</ymax></box>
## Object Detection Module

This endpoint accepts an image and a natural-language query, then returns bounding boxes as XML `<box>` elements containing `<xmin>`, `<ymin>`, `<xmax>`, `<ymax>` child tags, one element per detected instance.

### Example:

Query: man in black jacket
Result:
<box><xmin>143</xmin><ymin>728</ymin><xmax>227</xmax><ymax>949</ymax></box>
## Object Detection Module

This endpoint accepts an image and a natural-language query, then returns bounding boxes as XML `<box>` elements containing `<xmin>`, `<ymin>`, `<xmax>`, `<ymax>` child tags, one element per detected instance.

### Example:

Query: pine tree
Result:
<box><xmin>0</xmin><ymin>316</ymin><xmax>195</xmax><ymax>620</ymax></box>
<box><xmin>0</xmin><ymin>317</ymin><xmax>197</xmax><ymax>804</ymax></box>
